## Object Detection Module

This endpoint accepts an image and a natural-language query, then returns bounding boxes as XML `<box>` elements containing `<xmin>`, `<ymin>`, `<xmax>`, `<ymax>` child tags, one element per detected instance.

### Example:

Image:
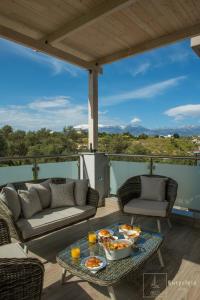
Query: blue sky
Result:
<box><xmin>0</xmin><ymin>37</ymin><xmax>200</xmax><ymax>131</ymax></box>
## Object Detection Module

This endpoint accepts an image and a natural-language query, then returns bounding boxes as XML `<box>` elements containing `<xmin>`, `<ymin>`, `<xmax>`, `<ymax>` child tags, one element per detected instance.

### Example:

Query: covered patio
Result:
<box><xmin>1</xmin><ymin>1</ymin><xmax>200</xmax><ymax>299</ymax></box>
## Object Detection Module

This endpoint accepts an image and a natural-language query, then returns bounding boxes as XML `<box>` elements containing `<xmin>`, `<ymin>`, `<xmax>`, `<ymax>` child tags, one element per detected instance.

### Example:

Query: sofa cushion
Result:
<box><xmin>0</xmin><ymin>243</ymin><xmax>27</xmax><ymax>258</ymax></box>
<box><xmin>50</xmin><ymin>182</ymin><xmax>75</xmax><ymax>208</ymax></box>
<box><xmin>0</xmin><ymin>187</ymin><xmax>21</xmax><ymax>221</ymax></box>
<box><xmin>16</xmin><ymin>205</ymin><xmax>96</xmax><ymax>240</ymax></box>
<box><xmin>140</xmin><ymin>176</ymin><xmax>167</xmax><ymax>201</ymax></box>
<box><xmin>19</xmin><ymin>188</ymin><xmax>42</xmax><ymax>219</ymax></box>
<box><xmin>26</xmin><ymin>179</ymin><xmax>51</xmax><ymax>209</ymax></box>
<box><xmin>66</xmin><ymin>179</ymin><xmax>89</xmax><ymax>206</ymax></box>
<box><xmin>124</xmin><ymin>198</ymin><xmax>169</xmax><ymax>217</ymax></box>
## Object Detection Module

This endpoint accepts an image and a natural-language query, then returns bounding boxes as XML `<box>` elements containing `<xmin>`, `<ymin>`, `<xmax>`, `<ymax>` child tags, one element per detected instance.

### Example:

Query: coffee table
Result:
<box><xmin>56</xmin><ymin>224</ymin><xmax>164</xmax><ymax>300</ymax></box>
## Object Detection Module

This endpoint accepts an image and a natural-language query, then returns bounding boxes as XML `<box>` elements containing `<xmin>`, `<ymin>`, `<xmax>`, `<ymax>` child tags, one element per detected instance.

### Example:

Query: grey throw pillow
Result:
<box><xmin>25</xmin><ymin>179</ymin><xmax>51</xmax><ymax>208</ymax></box>
<box><xmin>66</xmin><ymin>178</ymin><xmax>89</xmax><ymax>206</ymax></box>
<box><xmin>140</xmin><ymin>176</ymin><xmax>167</xmax><ymax>201</ymax></box>
<box><xmin>19</xmin><ymin>188</ymin><xmax>42</xmax><ymax>219</ymax></box>
<box><xmin>0</xmin><ymin>187</ymin><xmax>21</xmax><ymax>221</ymax></box>
<box><xmin>50</xmin><ymin>182</ymin><xmax>75</xmax><ymax>208</ymax></box>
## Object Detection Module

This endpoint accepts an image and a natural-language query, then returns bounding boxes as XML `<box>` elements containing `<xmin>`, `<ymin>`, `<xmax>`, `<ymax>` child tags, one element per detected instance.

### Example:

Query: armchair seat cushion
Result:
<box><xmin>16</xmin><ymin>205</ymin><xmax>96</xmax><ymax>240</ymax></box>
<box><xmin>0</xmin><ymin>243</ymin><xmax>27</xmax><ymax>258</ymax></box>
<box><xmin>124</xmin><ymin>198</ymin><xmax>169</xmax><ymax>217</ymax></box>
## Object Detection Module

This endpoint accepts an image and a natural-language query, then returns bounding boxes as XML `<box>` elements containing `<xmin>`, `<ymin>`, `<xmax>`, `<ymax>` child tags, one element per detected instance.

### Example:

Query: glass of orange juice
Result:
<box><xmin>70</xmin><ymin>244</ymin><xmax>81</xmax><ymax>259</ymax></box>
<box><xmin>88</xmin><ymin>231</ymin><xmax>97</xmax><ymax>244</ymax></box>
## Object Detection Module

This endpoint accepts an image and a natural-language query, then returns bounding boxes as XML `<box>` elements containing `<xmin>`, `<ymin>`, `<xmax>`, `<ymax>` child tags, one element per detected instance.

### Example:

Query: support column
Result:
<box><xmin>80</xmin><ymin>152</ymin><xmax>110</xmax><ymax>206</ymax></box>
<box><xmin>88</xmin><ymin>69</ymin><xmax>98</xmax><ymax>151</ymax></box>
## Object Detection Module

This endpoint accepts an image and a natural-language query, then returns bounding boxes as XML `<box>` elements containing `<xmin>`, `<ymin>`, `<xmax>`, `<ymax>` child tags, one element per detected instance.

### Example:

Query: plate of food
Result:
<box><xmin>96</xmin><ymin>229</ymin><xmax>114</xmax><ymax>238</ymax></box>
<box><xmin>81</xmin><ymin>256</ymin><xmax>107</xmax><ymax>272</ymax></box>
<box><xmin>119</xmin><ymin>224</ymin><xmax>141</xmax><ymax>234</ymax></box>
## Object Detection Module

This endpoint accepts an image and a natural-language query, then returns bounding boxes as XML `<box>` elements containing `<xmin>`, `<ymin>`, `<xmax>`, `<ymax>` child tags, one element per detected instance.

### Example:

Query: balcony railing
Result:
<box><xmin>1</xmin><ymin>152</ymin><xmax>200</xmax><ymax>214</ymax></box>
<box><xmin>0</xmin><ymin>154</ymin><xmax>80</xmax><ymax>185</ymax></box>
<box><xmin>107</xmin><ymin>153</ymin><xmax>200</xmax><ymax>213</ymax></box>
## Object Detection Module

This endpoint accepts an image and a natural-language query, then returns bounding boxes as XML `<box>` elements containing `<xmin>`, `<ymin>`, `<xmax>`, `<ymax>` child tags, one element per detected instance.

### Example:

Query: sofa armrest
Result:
<box><xmin>0</xmin><ymin>258</ymin><xmax>44</xmax><ymax>300</ymax></box>
<box><xmin>0</xmin><ymin>201</ymin><xmax>21</xmax><ymax>242</ymax></box>
<box><xmin>87</xmin><ymin>187</ymin><xmax>99</xmax><ymax>209</ymax></box>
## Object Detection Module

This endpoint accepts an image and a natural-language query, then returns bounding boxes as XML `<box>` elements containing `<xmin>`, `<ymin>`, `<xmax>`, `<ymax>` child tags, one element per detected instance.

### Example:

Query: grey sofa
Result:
<box><xmin>0</xmin><ymin>178</ymin><xmax>99</xmax><ymax>242</ymax></box>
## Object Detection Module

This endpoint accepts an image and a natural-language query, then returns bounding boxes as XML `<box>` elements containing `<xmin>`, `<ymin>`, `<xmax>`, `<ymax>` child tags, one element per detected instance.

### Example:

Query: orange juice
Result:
<box><xmin>88</xmin><ymin>231</ymin><xmax>97</xmax><ymax>244</ymax></box>
<box><xmin>71</xmin><ymin>247</ymin><xmax>80</xmax><ymax>259</ymax></box>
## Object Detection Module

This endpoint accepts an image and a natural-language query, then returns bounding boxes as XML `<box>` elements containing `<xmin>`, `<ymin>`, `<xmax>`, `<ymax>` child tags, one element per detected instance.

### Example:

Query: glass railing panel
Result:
<box><xmin>0</xmin><ymin>164</ymin><xmax>33</xmax><ymax>185</ymax></box>
<box><xmin>38</xmin><ymin>161</ymin><xmax>79</xmax><ymax>180</ymax></box>
<box><xmin>110</xmin><ymin>160</ymin><xmax>149</xmax><ymax>194</ymax></box>
<box><xmin>154</xmin><ymin>163</ymin><xmax>200</xmax><ymax>211</ymax></box>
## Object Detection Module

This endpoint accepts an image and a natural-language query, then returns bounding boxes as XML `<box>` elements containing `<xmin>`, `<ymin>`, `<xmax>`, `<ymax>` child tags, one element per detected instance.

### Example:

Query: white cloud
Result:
<box><xmin>165</xmin><ymin>104</ymin><xmax>200</xmax><ymax>120</ymax></box>
<box><xmin>130</xmin><ymin>62</ymin><xmax>151</xmax><ymax>77</ymax></box>
<box><xmin>0</xmin><ymin>38</ymin><xmax>81</xmax><ymax>77</ymax></box>
<box><xmin>131</xmin><ymin>117</ymin><xmax>141</xmax><ymax>124</ymax></box>
<box><xmin>0</xmin><ymin>96</ymin><xmax>121</xmax><ymax>130</ymax></box>
<box><xmin>0</xmin><ymin>96</ymin><xmax>87</xmax><ymax>130</ymax></box>
<box><xmin>28</xmin><ymin>96</ymin><xmax>70</xmax><ymax>110</ymax></box>
<box><xmin>102</xmin><ymin>76</ymin><xmax>186</xmax><ymax>106</ymax></box>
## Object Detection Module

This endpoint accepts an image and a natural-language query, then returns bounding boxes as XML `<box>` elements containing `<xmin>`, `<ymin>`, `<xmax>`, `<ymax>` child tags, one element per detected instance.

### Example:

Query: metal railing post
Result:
<box><xmin>149</xmin><ymin>157</ymin><xmax>153</xmax><ymax>175</ymax></box>
<box><xmin>32</xmin><ymin>159</ymin><xmax>39</xmax><ymax>181</ymax></box>
<box><xmin>77</xmin><ymin>155</ymin><xmax>80</xmax><ymax>179</ymax></box>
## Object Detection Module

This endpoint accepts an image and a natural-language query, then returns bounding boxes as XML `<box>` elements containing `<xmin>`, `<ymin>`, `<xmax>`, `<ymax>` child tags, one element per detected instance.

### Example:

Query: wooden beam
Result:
<box><xmin>43</xmin><ymin>0</ymin><xmax>136</xmax><ymax>44</ymax></box>
<box><xmin>96</xmin><ymin>23</ymin><xmax>200</xmax><ymax>65</ymax></box>
<box><xmin>88</xmin><ymin>69</ymin><xmax>99</xmax><ymax>151</ymax></box>
<box><xmin>191</xmin><ymin>36</ymin><xmax>200</xmax><ymax>57</ymax></box>
<box><xmin>0</xmin><ymin>24</ymin><xmax>93</xmax><ymax>69</ymax></box>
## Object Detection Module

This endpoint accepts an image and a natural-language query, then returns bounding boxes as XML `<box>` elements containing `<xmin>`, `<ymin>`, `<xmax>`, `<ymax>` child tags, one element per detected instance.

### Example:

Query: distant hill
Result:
<box><xmin>74</xmin><ymin>124</ymin><xmax>200</xmax><ymax>136</ymax></box>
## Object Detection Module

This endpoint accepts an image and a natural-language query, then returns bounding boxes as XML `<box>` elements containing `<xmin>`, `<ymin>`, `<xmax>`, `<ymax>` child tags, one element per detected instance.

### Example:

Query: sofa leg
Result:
<box><xmin>157</xmin><ymin>219</ymin><xmax>161</xmax><ymax>233</ymax></box>
<box><xmin>23</xmin><ymin>244</ymin><xmax>28</xmax><ymax>255</ymax></box>
<box><xmin>167</xmin><ymin>218</ymin><xmax>172</xmax><ymax>229</ymax></box>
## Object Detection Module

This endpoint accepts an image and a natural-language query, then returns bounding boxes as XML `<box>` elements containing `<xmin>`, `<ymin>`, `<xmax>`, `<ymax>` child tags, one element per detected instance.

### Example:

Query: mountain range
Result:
<box><xmin>74</xmin><ymin>124</ymin><xmax>200</xmax><ymax>136</ymax></box>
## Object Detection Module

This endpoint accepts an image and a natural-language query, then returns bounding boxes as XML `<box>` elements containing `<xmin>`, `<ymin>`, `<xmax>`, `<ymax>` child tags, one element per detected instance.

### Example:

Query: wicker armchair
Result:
<box><xmin>117</xmin><ymin>175</ymin><xmax>178</xmax><ymax>232</ymax></box>
<box><xmin>0</xmin><ymin>219</ymin><xmax>44</xmax><ymax>300</ymax></box>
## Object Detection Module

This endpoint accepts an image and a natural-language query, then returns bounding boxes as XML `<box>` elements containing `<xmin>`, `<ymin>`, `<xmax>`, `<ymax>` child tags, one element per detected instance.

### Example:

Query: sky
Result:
<box><xmin>0</xmin><ymin>37</ymin><xmax>200</xmax><ymax>131</ymax></box>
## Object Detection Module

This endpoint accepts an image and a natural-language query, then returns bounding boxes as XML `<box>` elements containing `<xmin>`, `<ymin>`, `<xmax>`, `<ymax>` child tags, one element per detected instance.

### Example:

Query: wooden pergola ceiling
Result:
<box><xmin>0</xmin><ymin>0</ymin><xmax>200</xmax><ymax>70</ymax></box>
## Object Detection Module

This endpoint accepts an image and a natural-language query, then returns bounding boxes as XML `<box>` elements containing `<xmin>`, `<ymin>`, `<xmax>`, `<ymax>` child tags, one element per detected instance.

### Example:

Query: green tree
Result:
<box><xmin>0</xmin><ymin>134</ymin><xmax>8</xmax><ymax>156</ymax></box>
<box><xmin>138</xmin><ymin>133</ymin><xmax>148</xmax><ymax>139</ymax></box>
<box><xmin>1</xmin><ymin>125</ymin><xmax>13</xmax><ymax>137</ymax></box>
<box><xmin>173</xmin><ymin>133</ymin><xmax>180</xmax><ymax>139</ymax></box>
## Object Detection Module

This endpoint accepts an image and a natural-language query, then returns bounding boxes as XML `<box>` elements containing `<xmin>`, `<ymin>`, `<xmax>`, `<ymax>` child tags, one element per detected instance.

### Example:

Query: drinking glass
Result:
<box><xmin>88</xmin><ymin>231</ymin><xmax>97</xmax><ymax>244</ymax></box>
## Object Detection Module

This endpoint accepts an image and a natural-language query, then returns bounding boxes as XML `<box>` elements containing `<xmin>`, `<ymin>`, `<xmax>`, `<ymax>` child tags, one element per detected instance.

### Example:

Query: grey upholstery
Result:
<box><xmin>0</xmin><ymin>243</ymin><xmax>27</xmax><ymax>258</ymax></box>
<box><xmin>19</xmin><ymin>188</ymin><xmax>42</xmax><ymax>219</ymax></box>
<box><xmin>26</xmin><ymin>179</ymin><xmax>51</xmax><ymax>208</ymax></box>
<box><xmin>66</xmin><ymin>178</ymin><xmax>89</xmax><ymax>206</ymax></box>
<box><xmin>50</xmin><ymin>182</ymin><xmax>75</xmax><ymax>208</ymax></box>
<box><xmin>17</xmin><ymin>205</ymin><xmax>96</xmax><ymax>239</ymax></box>
<box><xmin>0</xmin><ymin>187</ymin><xmax>21</xmax><ymax>221</ymax></box>
<box><xmin>140</xmin><ymin>176</ymin><xmax>167</xmax><ymax>201</ymax></box>
<box><xmin>124</xmin><ymin>199</ymin><xmax>169</xmax><ymax>217</ymax></box>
